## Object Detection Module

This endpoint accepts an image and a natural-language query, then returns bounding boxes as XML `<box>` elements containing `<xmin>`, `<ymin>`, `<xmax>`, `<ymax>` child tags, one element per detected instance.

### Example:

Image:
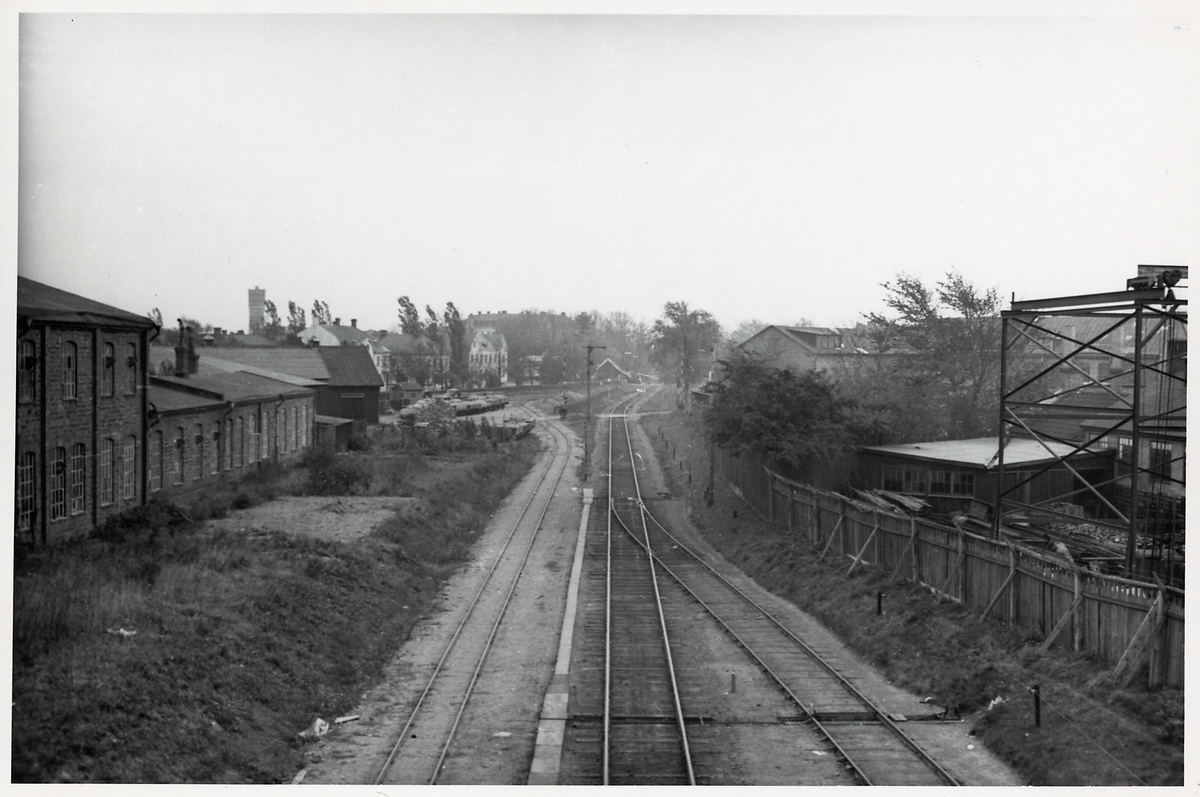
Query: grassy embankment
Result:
<box><xmin>639</xmin><ymin>389</ymin><xmax>1182</xmax><ymax>787</ymax></box>
<box><xmin>12</xmin><ymin>426</ymin><xmax>541</xmax><ymax>783</ymax></box>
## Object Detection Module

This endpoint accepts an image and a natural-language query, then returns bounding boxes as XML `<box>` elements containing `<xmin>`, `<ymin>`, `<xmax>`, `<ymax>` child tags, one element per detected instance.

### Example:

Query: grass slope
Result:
<box><xmin>641</xmin><ymin>391</ymin><xmax>1182</xmax><ymax>786</ymax></box>
<box><xmin>12</xmin><ymin>435</ymin><xmax>540</xmax><ymax>783</ymax></box>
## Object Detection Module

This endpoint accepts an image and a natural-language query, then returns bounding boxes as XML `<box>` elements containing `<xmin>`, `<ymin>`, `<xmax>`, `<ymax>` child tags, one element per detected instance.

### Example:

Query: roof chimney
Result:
<box><xmin>351</xmin><ymin>318</ymin><xmax>357</xmax><ymax>328</ymax></box>
<box><xmin>334</xmin><ymin>318</ymin><xmax>341</xmax><ymax>326</ymax></box>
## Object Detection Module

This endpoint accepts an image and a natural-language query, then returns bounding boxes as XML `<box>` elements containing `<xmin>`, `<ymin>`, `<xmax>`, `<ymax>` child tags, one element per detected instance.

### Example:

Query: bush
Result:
<box><xmin>305</xmin><ymin>452</ymin><xmax>373</xmax><ymax>496</ymax></box>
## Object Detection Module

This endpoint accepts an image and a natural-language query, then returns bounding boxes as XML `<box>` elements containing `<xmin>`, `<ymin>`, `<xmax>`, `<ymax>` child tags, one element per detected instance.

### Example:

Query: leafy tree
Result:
<box><xmin>705</xmin><ymin>351</ymin><xmax>854</xmax><ymax>472</ymax></box>
<box><xmin>287</xmin><ymin>301</ymin><xmax>307</xmax><ymax>334</ymax></box>
<box><xmin>444</xmin><ymin>302</ymin><xmax>468</xmax><ymax>385</ymax></box>
<box><xmin>649</xmin><ymin>301</ymin><xmax>722</xmax><ymax>408</ymax></box>
<box><xmin>312</xmin><ymin>300</ymin><xmax>331</xmax><ymax>326</ymax></box>
<box><xmin>262</xmin><ymin>300</ymin><xmax>283</xmax><ymax>341</ymax></box>
<box><xmin>147</xmin><ymin>307</ymin><xmax>163</xmax><ymax>328</ymax></box>
<box><xmin>397</xmin><ymin>296</ymin><xmax>423</xmax><ymax>335</ymax></box>
<box><xmin>866</xmin><ymin>270</ymin><xmax>1002</xmax><ymax>439</ymax></box>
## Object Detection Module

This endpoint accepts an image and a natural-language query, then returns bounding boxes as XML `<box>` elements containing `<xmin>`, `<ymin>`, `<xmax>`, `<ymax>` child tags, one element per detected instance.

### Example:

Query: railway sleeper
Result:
<box><xmin>569</xmin><ymin>714</ymin><xmax>716</xmax><ymax>725</ymax></box>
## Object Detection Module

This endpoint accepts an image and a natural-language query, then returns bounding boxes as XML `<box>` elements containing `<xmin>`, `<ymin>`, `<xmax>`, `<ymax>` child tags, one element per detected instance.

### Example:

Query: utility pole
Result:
<box><xmin>584</xmin><ymin>344</ymin><xmax>606</xmax><ymax>482</ymax></box>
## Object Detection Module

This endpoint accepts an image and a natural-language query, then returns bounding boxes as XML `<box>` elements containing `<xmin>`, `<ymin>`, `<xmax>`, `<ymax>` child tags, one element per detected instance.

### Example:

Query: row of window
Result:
<box><xmin>16</xmin><ymin>404</ymin><xmax>311</xmax><ymax>532</ymax></box>
<box><xmin>1094</xmin><ymin>436</ymin><xmax>1174</xmax><ymax>477</ymax></box>
<box><xmin>146</xmin><ymin>405</ymin><xmax>310</xmax><ymax>492</ymax></box>
<box><xmin>17</xmin><ymin>339</ymin><xmax>138</xmax><ymax>403</ymax></box>
<box><xmin>16</xmin><ymin>436</ymin><xmax>139</xmax><ymax>531</ymax></box>
<box><xmin>883</xmin><ymin>468</ymin><xmax>976</xmax><ymax>497</ymax></box>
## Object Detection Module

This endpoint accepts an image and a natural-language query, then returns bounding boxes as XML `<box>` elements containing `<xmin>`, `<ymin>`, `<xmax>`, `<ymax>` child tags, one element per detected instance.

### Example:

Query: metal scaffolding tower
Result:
<box><xmin>995</xmin><ymin>267</ymin><xmax>1187</xmax><ymax>581</ymax></box>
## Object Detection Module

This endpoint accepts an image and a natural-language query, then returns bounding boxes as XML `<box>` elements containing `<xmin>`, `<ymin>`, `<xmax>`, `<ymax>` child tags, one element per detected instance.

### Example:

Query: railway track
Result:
<box><xmin>566</xmin><ymin>390</ymin><xmax>961</xmax><ymax>786</ymax></box>
<box><xmin>372</xmin><ymin>405</ymin><xmax>572</xmax><ymax>785</ymax></box>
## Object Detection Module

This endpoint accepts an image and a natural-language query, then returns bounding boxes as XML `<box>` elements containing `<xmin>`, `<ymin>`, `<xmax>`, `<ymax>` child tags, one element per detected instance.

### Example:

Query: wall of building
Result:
<box><xmin>148</xmin><ymin>395</ymin><xmax>314</xmax><ymax>504</ymax></box>
<box><xmin>317</xmin><ymin>385</ymin><xmax>380</xmax><ymax>424</ymax></box>
<box><xmin>16</xmin><ymin>324</ymin><xmax>148</xmax><ymax>545</ymax></box>
<box><xmin>740</xmin><ymin>327</ymin><xmax>819</xmax><ymax>373</ymax></box>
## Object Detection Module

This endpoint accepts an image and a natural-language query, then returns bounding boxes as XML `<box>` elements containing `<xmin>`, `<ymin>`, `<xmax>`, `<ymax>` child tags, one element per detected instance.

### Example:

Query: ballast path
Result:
<box><xmin>528</xmin><ymin>487</ymin><xmax>594</xmax><ymax>785</ymax></box>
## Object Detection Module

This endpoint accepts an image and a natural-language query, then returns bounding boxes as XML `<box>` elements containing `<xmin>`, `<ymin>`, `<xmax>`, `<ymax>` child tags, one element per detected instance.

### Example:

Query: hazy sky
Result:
<box><xmin>13</xmin><ymin>5</ymin><xmax>1197</xmax><ymax>334</ymax></box>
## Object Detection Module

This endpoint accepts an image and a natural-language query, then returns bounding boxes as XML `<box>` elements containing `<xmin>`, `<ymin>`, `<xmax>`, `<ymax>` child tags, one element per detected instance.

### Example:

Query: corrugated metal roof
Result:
<box><xmin>18</xmin><ymin>276</ymin><xmax>158</xmax><ymax>329</ymax></box>
<box><xmin>150</xmin><ymin>372</ymin><xmax>314</xmax><ymax>409</ymax></box>
<box><xmin>148</xmin><ymin>385</ymin><xmax>222</xmax><ymax>413</ymax></box>
<box><xmin>859</xmin><ymin>437</ymin><xmax>1089</xmax><ymax>468</ymax></box>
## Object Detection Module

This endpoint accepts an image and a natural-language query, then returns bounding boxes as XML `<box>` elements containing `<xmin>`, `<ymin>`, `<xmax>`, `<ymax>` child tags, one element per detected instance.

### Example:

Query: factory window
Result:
<box><xmin>211</xmin><ymin>424</ymin><xmax>220</xmax><ymax>475</ymax></box>
<box><xmin>261</xmin><ymin>413</ymin><xmax>270</xmax><ymax>461</ymax></box>
<box><xmin>101</xmin><ymin>343</ymin><xmax>115</xmax><ymax>397</ymax></box>
<box><xmin>953</xmin><ymin>472</ymin><xmax>975</xmax><ymax>496</ymax></box>
<box><xmin>17</xmin><ymin>451</ymin><xmax>36</xmax><ymax>531</ymax></box>
<box><xmin>123</xmin><ymin>436</ymin><xmax>137</xmax><ymax>501</ymax></box>
<box><xmin>929</xmin><ymin>471</ymin><xmax>953</xmax><ymax>495</ymax></box>
<box><xmin>100</xmin><ymin>438</ymin><xmax>114</xmax><ymax>506</ymax></box>
<box><xmin>49</xmin><ymin>447</ymin><xmax>67</xmax><ymax>521</ymax></box>
<box><xmin>1117</xmin><ymin>436</ymin><xmax>1133</xmax><ymax>462</ymax></box>
<box><xmin>18</xmin><ymin>340</ymin><xmax>36</xmax><ymax>403</ymax></box>
<box><xmin>193</xmin><ymin>424</ymin><xmax>204</xmax><ymax>480</ymax></box>
<box><xmin>62</xmin><ymin>341</ymin><xmax>78</xmax><ymax>400</ymax></box>
<box><xmin>171</xmin><ymin>427</ymin><xmax>184</xmax><ymax>485</ymax></box>
<box><xmin>1149</xmin><ymin>441</ymin><xmax>1173</xmax><ymax>478</ymax></box>
<box><xmin>69</xmin><ymin>443</ymin><xmax>86</xmax><ymax>515</ymax></box>
<box><xmin>903</xmin><ymin>469</ymin><xmax>927</xmax><ymax>494</ymax></box>
<box><xmin>224</xmin><ymin>419</ymin><xmax>233</xmax><ymax>470</ymax></box>
<box><xmin>125</xmin><ymin>343</ymin><xmax>138</xmax><ymax>394</ymax></box>
<box><xmin>882</xmin><ymin>468</ymin><xmax>903</xmax><ymax>492</ymax></box>
<box><xmin>233</xmin><ymin>417</ymin><xmax>244</xmax><ymax>467</ymax></box>
<box><xmin>248</xmin><ymin>415</ymin><xmax>258</xmax><ymax>463</ymax></box>
<box><xmin>148</xmin><ymin>432</ymin><xmax>162</xmax><ymax>493</ymax></box>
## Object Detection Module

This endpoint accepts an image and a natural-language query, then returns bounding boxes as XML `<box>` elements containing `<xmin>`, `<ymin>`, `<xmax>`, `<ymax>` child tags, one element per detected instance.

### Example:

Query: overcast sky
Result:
<box><xmin>12</xmin><ymin>4</ymin><xmax>1197</xmax><ymax>334</ymax></box>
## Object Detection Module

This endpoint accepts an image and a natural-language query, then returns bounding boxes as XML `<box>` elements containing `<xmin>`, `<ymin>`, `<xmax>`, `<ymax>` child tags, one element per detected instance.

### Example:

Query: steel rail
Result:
<box><xmin>607</xmin><ymin>508</ymin><xmax>877</xmax><ymax>784</ymax></box>
<box><xmin>602</xmin><ymin>390</ymin><xmax>646</xmax><ymax>785</ymax></box>
<box><xmin>372</xmin><ymin>404</ymin><xmax>572</xmax><ymax>785</ymax></box>
<box><xmin>428</xmin><ymin>414</ymin><xmax>573</xmax><ymax>783</ymax></box>
<box><xmin>612</xmin><ymin>400</ymin><xmax>696</xmax><ymax>786</ymax></box>
<box><xmin>635</xmin><ymin>504</ymin><xmax>960</xmax><ymax>786</ymax></box>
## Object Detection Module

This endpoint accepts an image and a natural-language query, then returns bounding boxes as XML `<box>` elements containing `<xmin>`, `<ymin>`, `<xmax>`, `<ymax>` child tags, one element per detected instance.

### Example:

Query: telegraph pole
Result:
<box><xmin>584</xmin><ymin>344</ymin><xmax>606</xmax><ymax>482</ymax></box>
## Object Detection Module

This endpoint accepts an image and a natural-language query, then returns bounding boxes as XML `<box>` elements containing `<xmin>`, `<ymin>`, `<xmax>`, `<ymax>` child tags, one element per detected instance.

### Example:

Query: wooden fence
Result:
<box><xmin>715</xmin><ymin>447</ymin><xmax>1184</xmax><ymax>688</ymax></box>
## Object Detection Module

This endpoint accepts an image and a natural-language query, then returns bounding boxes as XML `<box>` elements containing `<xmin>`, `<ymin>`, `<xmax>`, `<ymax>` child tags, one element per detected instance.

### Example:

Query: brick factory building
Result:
<box><xmin>16</xmin><ymin>277</ymin><xmax>158</xmax><ymax>546</ymax></box>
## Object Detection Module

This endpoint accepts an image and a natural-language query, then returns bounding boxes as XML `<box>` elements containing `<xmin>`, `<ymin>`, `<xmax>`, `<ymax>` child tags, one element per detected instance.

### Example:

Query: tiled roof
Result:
<box><xmin>18</xmin><ymin>276</ymin><xmax>158</xmax><ymax>329</ymax></box>
<box><xmin>317</xmin><ymin>347</ymin><xmax>385</xmax><ymax>387</ymax></box>
<box><xmin>196</xmin><ymin>358</ymin><xmax>324</xmax><ymax>387</ymax></box>
<box><xmin>783</xmin><ymin>325</ymin><xmax>841</xmax><ymax>337</ymax></box>
<box><xmin>317</xmin><ymin>323</ymin><xmax>372</xmax><ymax>344</ymax></box>
<box><xmin>377</xmin><ymin>333</ymin><xmax>440</xmax><ymax>356</ymax></box>
<box><xmin>196</xmin><ymin>348</ymin><xmax>332</xmax><ymax>380</ymax></box>
<box><xmin>224</xmin><ymin>333</ymin><xmax>275</xmax><ymax>347</ymax></box>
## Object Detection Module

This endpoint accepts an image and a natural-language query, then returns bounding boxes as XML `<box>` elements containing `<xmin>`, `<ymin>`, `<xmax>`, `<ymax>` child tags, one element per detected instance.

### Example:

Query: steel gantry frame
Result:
<box><xmin>994</xmin><ymin>268</ymin><xmax>1186</xmax><ymax>579</ymax></box>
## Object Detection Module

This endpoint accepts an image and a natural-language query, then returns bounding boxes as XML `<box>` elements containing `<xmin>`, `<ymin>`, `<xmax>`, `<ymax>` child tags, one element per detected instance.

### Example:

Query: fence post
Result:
<box><xmin>767</xmin><ymin>471</ymin><xmax>775</xmax><ymax>524</ymax></box>
<box><xmin>1072</xmin><ymin>564</ymin><xmax>1082</xmax><ymax>652</ymax></box>
<box><xmin>1008</xmin><ymin>541</ymin><xmax>1017</xmax><ymax>624</ymax></box>
<box><xmin>911</xmin><ymin>517</ymin><xmax>920</xmax><ymax>584</ymax></box>
<box><xmin>874</xmin><ymin>509</ymin><xmax>880</xmax><ymax>566</ymax></box>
